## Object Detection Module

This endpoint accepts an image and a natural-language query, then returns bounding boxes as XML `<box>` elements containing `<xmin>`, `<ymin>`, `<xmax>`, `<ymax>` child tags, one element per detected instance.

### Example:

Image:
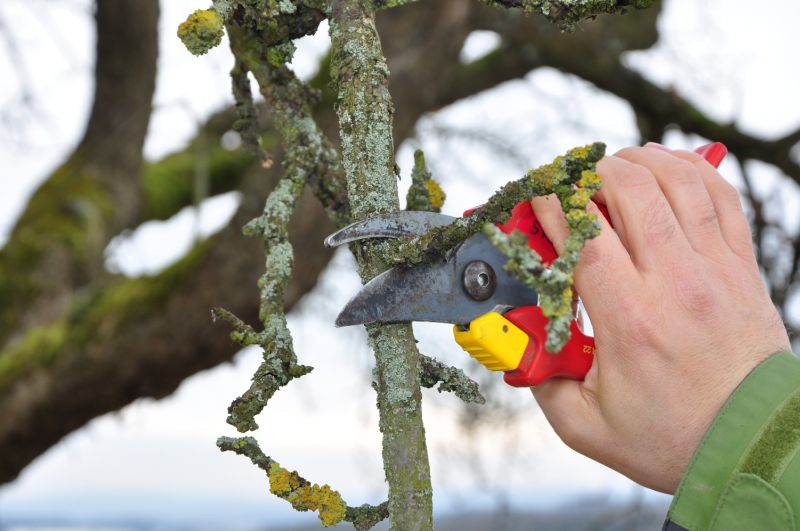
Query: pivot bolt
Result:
<box><xmin>463</xmin><ymin>260</ymin><xmax>496</xmax><ymax>301</ymax></box>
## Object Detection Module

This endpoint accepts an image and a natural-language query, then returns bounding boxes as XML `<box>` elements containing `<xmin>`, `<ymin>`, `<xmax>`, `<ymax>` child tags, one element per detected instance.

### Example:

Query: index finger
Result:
<box><xmin>531</xmin><ymin>195</ymin><xmax>642</xmax><ymax>332</ymax></box>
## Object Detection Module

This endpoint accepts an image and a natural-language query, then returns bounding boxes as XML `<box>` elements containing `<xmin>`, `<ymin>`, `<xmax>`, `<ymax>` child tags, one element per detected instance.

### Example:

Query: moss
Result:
<box><xmin>178</xmin><ymin>9</ymin><xmax>225</xmax><ymax>56</ymax></box>
<box><xmin>267</xmin><ymin>42</ymin><xmax>297</xmax><ymax>68</ymax></box>
<box><xmin>142</xmin><ymin>143</ymin><xmax>254</xmax><ymax>220</ymax></box>
<box><xmin>0</xmin><ymin>238</ymin><xmax>215</xmax><ymax>393</ymax></box>
<box><xmin>0</xmin><ymin>322</ymin><xmax>68</xmax><ymax>391</ymax></box>
<box><xmin>0</xmin><ymin>152</ymin><xmax>118</xmax><ymax>343</ymax></box>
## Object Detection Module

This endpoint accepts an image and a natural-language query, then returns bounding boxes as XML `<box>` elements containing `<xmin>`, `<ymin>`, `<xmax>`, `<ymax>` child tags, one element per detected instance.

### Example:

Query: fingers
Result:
<box><xmin>615</xmin><ymin>146</ymin><xmax>728</xmax><ymax>256</ymax></box>
<box><xmin>668</xmin><ymin>149</ymin><xmax>756</xmax><ymax>260</ymax></box>
<box><xmin>531</xmin><ymin>195</ymin><xmax>641</xmax><ymax>328</ymax></box>
<box><xmin>592</xmin><ymin>155</ymin><xmax>692</xmax><ymax>269</ymax></box>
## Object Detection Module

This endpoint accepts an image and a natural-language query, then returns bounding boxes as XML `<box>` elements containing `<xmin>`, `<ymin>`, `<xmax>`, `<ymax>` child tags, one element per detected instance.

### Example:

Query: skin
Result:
<box><xmin>530</xmin><ymin>144</ymin><xmax>791</xmax><ymax>494</ymax></box>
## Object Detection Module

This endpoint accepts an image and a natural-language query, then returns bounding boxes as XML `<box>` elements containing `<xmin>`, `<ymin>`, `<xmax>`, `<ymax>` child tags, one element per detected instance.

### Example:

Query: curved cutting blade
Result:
<box><xmin>335</xmin><ymin>233</ymin><xmax>538</xmax><ymax>326</ymax></box>
<box><xmin>324</xmin><ymin>211</ymin><xmax>457</xmax><ymax>247</ymax></box>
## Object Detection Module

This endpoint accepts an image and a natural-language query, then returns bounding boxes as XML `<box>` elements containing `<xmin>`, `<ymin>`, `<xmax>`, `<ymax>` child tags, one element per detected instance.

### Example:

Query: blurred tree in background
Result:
<box><xmin>1</xmin><ymin>0</ymin><xmax>799</xmax><ymax>527</ymax></box>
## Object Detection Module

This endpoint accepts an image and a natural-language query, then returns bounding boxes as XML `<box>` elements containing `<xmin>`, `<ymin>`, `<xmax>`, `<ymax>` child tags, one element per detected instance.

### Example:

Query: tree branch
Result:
<box><xmin>419</xmin><ymin>354</ymin><xmax>485</xmax><ymax>404</ymax></box>
<box><xmin>218</xmin><ymin>436</ymin><xmax>389</xmax><ymax>530</ymax></box>
<box><xmin>330</xmin><ymin>0</ymin><xmax>433</xmax><ymax>528</ymax></box>
<box><xmin>483</xmin><ymin>0</ymin><xmax>656</xmax><ymax>30</ymax></box>
<box><xmin>0</xmin><ymin>0</ymin><xmax>159</xmax><ymax>347</ymax></box>
<box><xmin>387</xmin><ymin>143</ymin><xmax>604</xmax><ymax>267</ymax></box>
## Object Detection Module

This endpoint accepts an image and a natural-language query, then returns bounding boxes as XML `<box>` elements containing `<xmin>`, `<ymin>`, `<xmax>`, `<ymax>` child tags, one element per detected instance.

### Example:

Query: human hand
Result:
<box><xmin>530</xmin><ymin>144</ymin><xmax>790</xmax><ymax>493</ymax></box>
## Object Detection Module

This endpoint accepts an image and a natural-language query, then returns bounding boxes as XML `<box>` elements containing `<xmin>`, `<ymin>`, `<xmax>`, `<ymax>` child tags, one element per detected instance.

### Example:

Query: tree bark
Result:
<box><xmin>330</xmin><ymin>1</ymin><xmax>433</xmax><ymax>528</ymax></box>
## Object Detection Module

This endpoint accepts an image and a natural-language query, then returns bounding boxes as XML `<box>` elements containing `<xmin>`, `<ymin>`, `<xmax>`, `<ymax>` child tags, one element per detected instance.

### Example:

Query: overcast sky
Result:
<box><xmin>0</xmin><ymin>0</ymin><xmax>799</xmax><ymax>529</ymax></box>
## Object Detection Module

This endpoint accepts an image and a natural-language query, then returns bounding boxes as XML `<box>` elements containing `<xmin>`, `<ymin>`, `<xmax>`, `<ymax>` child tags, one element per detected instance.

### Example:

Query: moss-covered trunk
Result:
<box><xmin>329</xmin><ymin>1</ymin><xmax>433</xmax><ymax>529</ymax></box>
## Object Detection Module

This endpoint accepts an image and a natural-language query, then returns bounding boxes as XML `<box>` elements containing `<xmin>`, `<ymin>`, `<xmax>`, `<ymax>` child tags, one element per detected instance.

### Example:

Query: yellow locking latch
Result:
<box><xmin>453</xmin><ymin>311</ymin><xmax>528</xmax><ymax>372</ymax></box>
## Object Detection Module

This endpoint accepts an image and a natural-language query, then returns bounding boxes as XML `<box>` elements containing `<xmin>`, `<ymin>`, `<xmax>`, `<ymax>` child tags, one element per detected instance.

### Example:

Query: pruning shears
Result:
<box><xmin>325</xmin><ymin>143</ymin><xmax>728</xmax><ymax>388</ymax></box>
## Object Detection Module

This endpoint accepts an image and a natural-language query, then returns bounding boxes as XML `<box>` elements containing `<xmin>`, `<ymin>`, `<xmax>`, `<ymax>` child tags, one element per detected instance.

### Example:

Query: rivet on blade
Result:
<box><xmin>463</xmin><ymin>260</ymin><xmax>496</xmax><ymax>301</ymax></box>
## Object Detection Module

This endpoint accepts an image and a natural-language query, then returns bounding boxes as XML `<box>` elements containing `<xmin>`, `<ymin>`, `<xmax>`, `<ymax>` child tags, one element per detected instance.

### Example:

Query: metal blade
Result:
<box><xmin>335</xmin><ymin>233</ymin><xmax>538</xmax><ymax>326</ymax></box>
<box><xmin>324</xmin><ymin>211</ymin><xmax>457</xmax><ymax>248</ymax></box>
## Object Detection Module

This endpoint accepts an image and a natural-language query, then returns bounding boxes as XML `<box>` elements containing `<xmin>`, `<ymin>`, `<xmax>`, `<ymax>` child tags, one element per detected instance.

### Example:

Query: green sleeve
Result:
<box><xmin>664</xmin><ymin>351</ymin><xmax>800</xmax><ymax>531</ymax></box>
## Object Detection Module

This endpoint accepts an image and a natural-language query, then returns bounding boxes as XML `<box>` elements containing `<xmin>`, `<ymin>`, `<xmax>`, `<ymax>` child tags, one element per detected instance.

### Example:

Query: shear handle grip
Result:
<box><xmin>503</xmin><ymin>306</ymin><xmax>594</xmax><ymax>387</ymax></box>
<box><xmin>496</xmin><ymin>143</ymin><xmax>727</xmax><ymax>387</ymax></box>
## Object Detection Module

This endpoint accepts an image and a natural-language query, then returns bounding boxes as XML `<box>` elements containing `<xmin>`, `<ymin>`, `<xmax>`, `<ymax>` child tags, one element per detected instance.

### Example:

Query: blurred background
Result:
<box><xmin>0</xmin><ymin>0</ymin><xmax>799</xmax><ymax>529</ymax></box>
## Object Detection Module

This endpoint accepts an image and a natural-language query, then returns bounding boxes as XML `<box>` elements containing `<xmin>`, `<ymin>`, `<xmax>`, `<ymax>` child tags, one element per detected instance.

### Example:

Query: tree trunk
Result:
<box><xmin>0</xmin><ymin>0</ymin><xmax>159</xmax><ymax>344</ymax></box>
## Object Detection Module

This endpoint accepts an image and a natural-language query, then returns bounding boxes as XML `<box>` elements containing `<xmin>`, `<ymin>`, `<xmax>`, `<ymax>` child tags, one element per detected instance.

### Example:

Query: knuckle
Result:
<box><xmin>672</xmin><ymin>149</ymin><xmax>705</xmax><ymax>164</ymax></box>
<box><xmin>614</xmin><ymin>294</ymin><xmax>661</xmax><ymax>347</ymax></box>
<box><xmin>614</xmin><ymin>146</ymin><xmax>643</xmax><ymax>159</ymax></box>
<box><xmin>614</xmin><ymin>164</ymin><xmax>657</xmax><ymax>192</ymax></box>
<box><xmin>576</xmin><ymin>239</ymin><xmax>603</xmax><ymax>270</ymax></box>
<box><xmin>640</xmin><ymin>197</ymin><xmax>677</xmax><ymax>244</ymax></box>
<box><xmin>598</xmin><ymin>156</ymin><xmax>656</xmax><ymax>190</ymax></box>
<box><xmin>717</xmin><ymin>180</ymin><xmax>742</xmax><ymax>205</ymax></box>
<box><xmin>671</xmin><ymin>263</ymin><xmax>718</xmax><ymax>321</ymax></box>
<box><xmin>662</xmin><ymin>158</ymin><xmax>701</xmax><ymax>185</ymax></box>
<box><xmin>695</xmin><ymin>203</ymin><xmax>721</xmax><ymax>233</ymax></box>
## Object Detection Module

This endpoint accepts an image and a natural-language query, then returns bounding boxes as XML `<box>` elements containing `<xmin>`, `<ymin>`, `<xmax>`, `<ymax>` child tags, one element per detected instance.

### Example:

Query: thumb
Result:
<box><xmin>532</xmin><ymin>378</ymin><xmax>604</xmax><ymax>457</ymax></box>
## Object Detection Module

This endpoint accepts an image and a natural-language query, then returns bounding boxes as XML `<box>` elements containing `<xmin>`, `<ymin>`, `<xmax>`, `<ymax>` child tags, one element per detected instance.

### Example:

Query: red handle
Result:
<box><xmin>473</xmin><ymin>143</ymin><xmax>727</xmax><ymax>387</ymax></box>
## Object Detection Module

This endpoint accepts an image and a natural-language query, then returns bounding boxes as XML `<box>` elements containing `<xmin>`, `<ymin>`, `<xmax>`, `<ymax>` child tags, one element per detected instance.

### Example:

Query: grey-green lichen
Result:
<box><xmin>483</xmin><ymin>0</ymin><xmax>656</xmax><ymax>31</ymax></box>
<box><xmin>218</xmin><ymin>160</ymin><xmax>310</xmax><ymax>432</ymax></box>
<box><xmin>486</xmin><ymin>145</ymin><xmax>604</xmax><ymax>352</ymax></box>
<box><xmin>177</xmin><ymin>9</ymin><xmax>225</xmax><ymax>56</ymax></box>
<box><xmin>388</xmin><ymin>143</ymin><xmax>605</xmax><ymax>267</ymax></box>
<box><xmin>230</xmin><ymin>60</ymin><xmax>272</xmax><ymax>167</ymax></box>
<box><xmin>419</xmin><ymin>354</ymin><xmax>484</xmax><ymax>404</ymax></box>
<box><xmin>330</xmin><ymin>1</ymin><xmax>433</xmax><ymax>528</ymax></box>
<box><xmin>217</xmin><ymin>436</ymin><xmax>388</xmax><ymax>529</ymax></box>
<box><xmin>406</xmin><ymin>150</ymin><xmax>445</xmax><ymax>213</ymax></box>
<box><xmin>212</xmin><ymin>9</ymin><xmax>345</xmax><ymax>433</ymax></box>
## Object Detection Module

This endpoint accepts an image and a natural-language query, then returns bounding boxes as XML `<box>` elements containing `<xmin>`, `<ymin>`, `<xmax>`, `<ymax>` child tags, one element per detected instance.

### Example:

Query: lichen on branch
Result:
<box><xmin>178</xmin><ymin>9</ymin><xmax>225</xmax><ymax>56</ymax></box>
<box><xmin>180</xmin><ymin>2</ymin><xmax>375</xmax><ymax>525</ymax></box>
<box><xmin>209</xmin><ymin>9</ymin><xmax>344</xmax><ymax>432</ymax></box>
<box><xmin>483</xmin><ymin>0</ymin><xmax>656</xmax><ymax>30</ymax></box>
<box><xmin>486</xmin><ymin>146</ymin><xmax>603</xmax><ymax>351</ymax></box>
<box><xmin>230</xmin><ymin>60</ymin><xmax>272</xmax><ymax>168</ymax></box>
<box><xmin>420</xmin><ymin>354</ymin><xmax>484</xmax><ymax>404</ymax></box>
<box><xmin>329</xmin><ymin>0</ymin><xmax>433</xmax><ymax>527</ymax></box>
<box><xmin>388</xmin><ymin>143</ymin><xmax>605</xmax><ymax>267</ymax></box>
<box><xmin>217</xmin><ymin>436</ymin><xmax>388</xmax><ymax>529</ymax></box>
<box><xmin>406</xmin><ymin>149</ymin><xmax>445</xmax><ymax>213</ymax></box>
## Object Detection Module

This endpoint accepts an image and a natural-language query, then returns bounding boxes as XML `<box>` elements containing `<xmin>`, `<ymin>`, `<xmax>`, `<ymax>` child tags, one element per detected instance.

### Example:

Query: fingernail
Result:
<box><xmin>644</xmin><ymin>142</ymin><xmax>670</xmax><ymax>152</ymax></box>
<box><xmin>694</xmin><ymin>142</ymin><xmax>728</xmax><ymax>168</ymax></box>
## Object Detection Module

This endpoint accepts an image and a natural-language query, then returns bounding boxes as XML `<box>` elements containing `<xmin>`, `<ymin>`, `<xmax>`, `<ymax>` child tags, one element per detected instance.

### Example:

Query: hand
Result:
<box><xmin>530</xmin><ymin>144</ymin><xmax>790</xmax><ymax>493</ymax></box>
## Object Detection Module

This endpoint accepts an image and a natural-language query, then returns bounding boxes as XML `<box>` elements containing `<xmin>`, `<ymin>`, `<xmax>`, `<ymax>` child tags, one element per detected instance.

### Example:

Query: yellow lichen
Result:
<box><xmin>423</xmin><ymin>179</ymin><xmax>446</xmax><ymax>210</ymax></box>
<box><xmin>268</xmin><ymin>462</ymin><xmax>300</xmax><ymax>495</ymax></box>
<box><xmin>267</xmin><ymin>463</ymin><xmax>347</xmax><ymax>527</ymax></box>
<box><xmin>177</xmin><ymin>9</ymin><xmax>224</xmax><ymax>56</ymax></box>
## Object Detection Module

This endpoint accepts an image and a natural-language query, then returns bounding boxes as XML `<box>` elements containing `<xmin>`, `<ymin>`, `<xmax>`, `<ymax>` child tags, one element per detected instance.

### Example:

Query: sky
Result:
<box><xmin>0</xmin><ymin>0</ymin><xmax>799</xmax><ymax>529</ymax></box>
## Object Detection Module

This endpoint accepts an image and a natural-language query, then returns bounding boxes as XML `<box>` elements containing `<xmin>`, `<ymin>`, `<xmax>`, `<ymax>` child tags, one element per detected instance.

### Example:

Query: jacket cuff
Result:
<box><xmin>665</xmin><ymin>351</ymin><xmax>800</xmax><ymax>531</ymax></box>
